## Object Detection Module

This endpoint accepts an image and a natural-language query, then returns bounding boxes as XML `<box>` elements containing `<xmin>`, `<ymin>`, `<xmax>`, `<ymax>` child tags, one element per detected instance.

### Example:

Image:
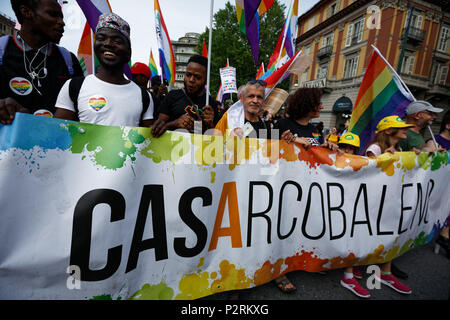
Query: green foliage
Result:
<box><xmin>196</xmin><ymin>0</ymin><xmax>290</xmax><ymax>99</ymax></box>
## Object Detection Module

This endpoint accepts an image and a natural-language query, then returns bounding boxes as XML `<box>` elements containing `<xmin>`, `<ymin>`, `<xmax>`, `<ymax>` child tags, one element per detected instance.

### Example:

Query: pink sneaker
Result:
<box><xmin>379</xmin><ymin>273</ymin><xmax>412</xmax><ymax>295</ymax></box>
<box><xmin>353</xmin><ymin>266</ymin><xmax>362</xmax><ymax>279</ymax></box>
<box><xmin>340</xmin><ymin>275</ymin><xmax>370</xmax><ymax>298</ymax></box>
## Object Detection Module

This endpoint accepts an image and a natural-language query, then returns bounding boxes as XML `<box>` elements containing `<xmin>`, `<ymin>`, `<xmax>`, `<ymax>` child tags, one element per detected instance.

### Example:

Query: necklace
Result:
<box><xmin>21</xmin><ymin>37</ymin><xmax>49</xmax><ymax>94</ymax></box>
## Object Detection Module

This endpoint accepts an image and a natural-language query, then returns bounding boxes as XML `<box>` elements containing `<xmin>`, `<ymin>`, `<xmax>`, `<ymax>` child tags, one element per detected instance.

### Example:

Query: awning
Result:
<box><xmin>332</xmin><ymin>96</ymin><xmax>353</xmax><ymax>113</ymax></box>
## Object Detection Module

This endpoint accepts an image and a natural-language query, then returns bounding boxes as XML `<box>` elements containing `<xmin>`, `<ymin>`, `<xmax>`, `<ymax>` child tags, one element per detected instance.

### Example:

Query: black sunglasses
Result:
<box><xmin>248</xmin><ymin>79</ymin><xmax>267</xmax><ymax>86</ymax></box>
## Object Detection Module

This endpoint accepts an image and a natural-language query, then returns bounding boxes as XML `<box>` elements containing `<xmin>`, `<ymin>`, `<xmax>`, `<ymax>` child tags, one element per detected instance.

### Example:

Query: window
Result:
<box><xmin>345</xmin><ymin>16</ymin><xmax>364</xmax><ymax>47</ymax></box>
<box><xmin>437</xmin><ymin>26</ymin><xmax>449</xmax><ymax>52</ymax></box>
<box><xmin>307</xmin><ymin>17</ymin><xmax>315</xmax><ymax>31</ymax></box>
<box><xmin>316</xmin><ymin>64</ymin><xmax>329</xmax><ymax>79</ymax></box>
<box><xmin>401</xmin><ymin>55</ymin><xmax>415</xmax><ymax>75</ymax></box>
<box><xmin>343</xmin><ymin>56</ymin><xmax>359</xmax><ymax>78</ymax></box>
<box><xmin>435</xmin><ymin>65</ymin><xmax>449</xmax><ymax>85</ymax></box>
<box><xmin>176</xmin><ymin>73</ymin><xmax>184</xmax><ymax>81</ymax></box>
<box><xmin>321</xmin><ymin>32</ymin><xmax>334</xmax><ymax>48</ymax></box>
<box><xmin>326</xmin><ymin>2</ymin><xmax>338</xmax><ymax>19</ymax></box>
<box><xmin>304</xmin><ymin>44</ymin><xmax>312</xmax><ymax>56</ymax></box>
<box><xmin>405</xmin><ymin>11</ymin><xmax>423</xmax><ymax>29</ymax></box>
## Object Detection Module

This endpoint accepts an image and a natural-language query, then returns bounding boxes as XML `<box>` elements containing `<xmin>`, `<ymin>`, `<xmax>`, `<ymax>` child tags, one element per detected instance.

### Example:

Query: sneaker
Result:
<box><xmin>353</xmin><ymin>266</ymin><xmax>363</xmax><ymax>279</ymax></box>
<box><xmin>379</xmin><ymin>273</ymin><xmax>412</xmax><ymax>295</ymax></box>
<box><xmin>340</xmin><ymin>275</ymin><xmax>370</xmax><ymax>298</ymax></box>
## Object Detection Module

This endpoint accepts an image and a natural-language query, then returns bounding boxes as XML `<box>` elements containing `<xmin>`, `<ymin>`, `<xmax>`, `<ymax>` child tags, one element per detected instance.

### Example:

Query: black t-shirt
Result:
<box><xmin>0</xmin><ymin>35</ymin><xmax>83</xmax><ymax>115</ymax></box>
<box><xmin>275</xmin><ymin>117</ymin><xmax>320</xmax><ymax>146</ymax></box>
<box><xmin>159</xmin><ymin>89</ymin><xmax>220</xmax><ymax>131</ymax></box>
<box><xmin>244</xmin><ymin>118</ymin><xmax>273</xmax><ymax>139</ymax></box>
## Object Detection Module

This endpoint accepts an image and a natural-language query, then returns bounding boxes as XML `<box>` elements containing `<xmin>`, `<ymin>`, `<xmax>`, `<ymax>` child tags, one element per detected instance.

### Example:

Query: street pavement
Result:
<box><xmin>203</xmin><ymin>241</ymin><xmax>450</xmax><ymax>300</ymax></box>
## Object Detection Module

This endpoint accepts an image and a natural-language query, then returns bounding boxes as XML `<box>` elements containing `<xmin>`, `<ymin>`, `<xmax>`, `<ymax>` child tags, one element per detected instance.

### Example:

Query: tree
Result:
<box><xmin>196</xmin><ymin>1</ymin><xmax>289</xmax><ymax>99</ymax></box>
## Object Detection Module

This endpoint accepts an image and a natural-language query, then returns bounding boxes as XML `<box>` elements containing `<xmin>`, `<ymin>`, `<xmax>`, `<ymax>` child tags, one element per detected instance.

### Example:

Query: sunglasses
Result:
<box><xmin>248</xmin><ymin>79</ymin><xmax>267</xmax><ymax>86</ymax></box>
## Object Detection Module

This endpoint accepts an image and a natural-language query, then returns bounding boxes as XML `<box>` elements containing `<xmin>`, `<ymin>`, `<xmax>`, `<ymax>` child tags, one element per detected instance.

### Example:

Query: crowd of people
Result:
<box><xmin>0</xmin><ymin>1</ymin><xmax>449</xmax><ymax>299</ymax></box>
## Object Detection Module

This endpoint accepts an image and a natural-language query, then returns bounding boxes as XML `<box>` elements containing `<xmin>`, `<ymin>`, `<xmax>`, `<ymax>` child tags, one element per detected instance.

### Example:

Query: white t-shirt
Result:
<box><xmin>55</xmin><ymin>74</ymin><xmax>153</xmax><ymax>127</ymax></box>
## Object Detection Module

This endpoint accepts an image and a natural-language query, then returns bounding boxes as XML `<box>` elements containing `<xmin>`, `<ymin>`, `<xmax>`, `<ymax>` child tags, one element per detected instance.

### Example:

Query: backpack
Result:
<box><xmin>68</xmin><ymin>76</ymin><xmax>151</xmax><ymax>122</ymax></box>
<box><xmin>0</xmin><ymin>35</ymin><xmax>74</xmax><ymax>77</ymax></box>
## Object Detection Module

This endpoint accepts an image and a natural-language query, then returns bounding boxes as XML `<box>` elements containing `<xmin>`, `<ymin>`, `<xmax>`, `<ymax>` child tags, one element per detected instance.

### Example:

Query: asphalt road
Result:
<box><xmin>203</xmin><ymin>241</ymin><xmax>450</xmax><ymax>300</ymax></box>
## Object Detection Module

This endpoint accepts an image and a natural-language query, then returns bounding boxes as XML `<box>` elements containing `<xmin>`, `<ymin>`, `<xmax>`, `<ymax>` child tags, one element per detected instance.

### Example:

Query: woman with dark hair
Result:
<box><xmin>276</xmin><ymin>87</ymin><xmax>338</xmax><ymax>151</ymax></box>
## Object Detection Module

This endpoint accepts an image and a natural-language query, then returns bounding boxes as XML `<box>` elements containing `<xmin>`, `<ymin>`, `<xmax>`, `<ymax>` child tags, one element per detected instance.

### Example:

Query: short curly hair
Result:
<box><xmin>11</xmin><ymin>0</ymin><xmax>38</xmax><ymax>24</ymax></box>
<box><xmin>286</xmin><ymin>87</ymin><xmax>322</xmax><ymax>120</ymax></box>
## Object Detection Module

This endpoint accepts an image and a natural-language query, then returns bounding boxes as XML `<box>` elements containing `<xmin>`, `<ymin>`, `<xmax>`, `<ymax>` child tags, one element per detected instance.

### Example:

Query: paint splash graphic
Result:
<box><xmin>68</xmin><ymin>123</ymin><xmax>147</xmax><ymax>170</ymax></box>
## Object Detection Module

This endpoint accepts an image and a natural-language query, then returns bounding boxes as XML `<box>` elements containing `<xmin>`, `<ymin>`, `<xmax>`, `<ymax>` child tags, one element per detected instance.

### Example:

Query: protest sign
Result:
<box><xmin>219</xmin><ymin>66</ymin><xmax>238</xmax><ymax>95</ymax></box>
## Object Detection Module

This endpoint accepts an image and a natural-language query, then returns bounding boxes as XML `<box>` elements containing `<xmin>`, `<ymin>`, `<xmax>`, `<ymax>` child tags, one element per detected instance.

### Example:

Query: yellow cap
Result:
<box><xmin>338</xmin><ymin>132</ymin><xmax>360</xmax><ymax>148</ymax></box>
<box><xmin>376</xmin><ymin>116</ymin><xmax>414</xmax><ymax>133</ymax></box>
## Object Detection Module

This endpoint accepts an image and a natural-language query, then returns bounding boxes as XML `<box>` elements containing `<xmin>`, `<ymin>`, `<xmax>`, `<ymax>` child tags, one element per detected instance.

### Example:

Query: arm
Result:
<box><xmin>0</xmin><ymin>97</ymin><xmax>29</xmax><ymax>124</ymax></box>
<box><xmin>54</xmin><ymin>108</ymin><xmax>77</xmax><ymax>121</ymax></box>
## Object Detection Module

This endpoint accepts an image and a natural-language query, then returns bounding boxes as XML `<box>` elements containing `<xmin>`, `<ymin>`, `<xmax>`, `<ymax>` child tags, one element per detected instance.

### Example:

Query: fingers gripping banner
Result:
<box><xmin>0</xmin><ymin>113</ymin><xmax>449</xmax><ymax>300</ymax></box>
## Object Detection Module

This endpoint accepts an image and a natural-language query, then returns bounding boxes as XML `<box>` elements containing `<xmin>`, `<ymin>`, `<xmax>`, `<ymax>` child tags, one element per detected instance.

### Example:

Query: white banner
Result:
<box><xmin>0</xmin><ymin>113</ymin><xmax>448</xmax><ymax>300</ymax></box>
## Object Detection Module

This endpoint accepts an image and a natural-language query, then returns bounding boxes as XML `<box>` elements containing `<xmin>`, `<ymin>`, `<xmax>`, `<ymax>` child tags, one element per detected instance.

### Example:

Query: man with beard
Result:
<box><xmin>151</xmin><ymin>55</ymin><xmax>219</xmax><ymax>137</ymax></box>
<box><xmin>0</xmin><ymin>0</ymin><xmax>83</xmax><ymax>124</ymax></box>
<box><xmin>399</xmin><ymin>100</ymin><xmax>445</xmax><ymax>153</ymax></box>
<box><xmin>54</xmin><ymin>13</ymin><xmax>154</xmax><ymax>127</ymax></box>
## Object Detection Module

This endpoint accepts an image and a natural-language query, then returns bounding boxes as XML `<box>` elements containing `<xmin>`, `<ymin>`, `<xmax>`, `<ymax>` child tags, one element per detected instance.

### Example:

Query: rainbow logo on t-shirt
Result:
<box><xmin>88</xmin><ymin>96</ymin><xmax>107</xmax><ymax>112</ymax></box>
<box><xmin>9</xmin><ymin>77</ymin><xmax>32</xmax><ymax>95</ymax></box>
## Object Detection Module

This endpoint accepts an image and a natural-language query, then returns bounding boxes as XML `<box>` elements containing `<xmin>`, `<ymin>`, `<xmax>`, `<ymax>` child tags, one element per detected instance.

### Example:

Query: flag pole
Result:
<box><xmin>206</xmin><ymin>0</ymin><xmax>214</xmax><ymax>106</ymax></box>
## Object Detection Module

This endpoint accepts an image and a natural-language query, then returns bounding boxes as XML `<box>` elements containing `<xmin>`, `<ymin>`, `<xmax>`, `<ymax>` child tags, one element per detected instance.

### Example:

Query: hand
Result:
<box><xmin>281</xmin><ymin>130</ymin><xmax>296</xmax><ymax>144</ymax></box>
<box><xmin>0</xmin><ymin>97</ymin><xmax>28</xmax><ymax>125</ymax></box>
<box><xmin>230</xmin><ymin>127</ymin><xmax>243</xmax><ymax>138</ymax></box>
<box><xmin>385</xmin><ymin>146</ymin><xmax>397</xmax><ymax>154</ymax></box>
<box><xmin>151</xmin><ymin>117</ymin><xmax>168</xmax><ymax>138</ymax></box>
<box><xmin>320</xmin><ymin>141</ymin><xmax>339</xmax><ymax>151</ymax></box>
<box><xmin>202</xmin><ymin>105</ymin><xmax>214</xmax><ymax>128</ymax></box>
<box><xmin>295</xmin><ymin>137</ymin><xmax>311</xmax><ymax>149</ymax></box>
<box><xmin>412</xmin><ymin>147</ymin><xmax>421</xmax><ymax>155</ymax></box>
<box><xmin>174</xmin><ymin>113</ymin><xmax>194</xmax><ymax>131</ymax></box>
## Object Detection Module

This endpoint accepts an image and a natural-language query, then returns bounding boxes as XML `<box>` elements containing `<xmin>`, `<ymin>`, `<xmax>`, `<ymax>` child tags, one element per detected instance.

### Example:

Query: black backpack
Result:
<box><xmin>68</xmin><ymin>76</ymin><xmax>151</xmax><ymax>123</ymax></box>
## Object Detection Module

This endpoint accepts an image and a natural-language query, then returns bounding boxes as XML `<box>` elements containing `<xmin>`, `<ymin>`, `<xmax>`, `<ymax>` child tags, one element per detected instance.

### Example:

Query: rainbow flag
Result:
<box><xmin>235</xmin><ymin>0</ymin><xmax>274</xmax><ymax>64</ymax></box>
<box><xmin>267</xmin><ymin>0</ymin><xmax>298</xmax><ymax>73</ymax></box>
<box><xmin>77</xmin><ymin>21</ymin><xmax>95</xmax><ymax>75</ymax></box>
<box><xmin>154</xmin><ymin>0</ymin><xmax>176</xmax><ymax>84</ymax></box>
<box><xmin>148</xmin><ymin>49</ymin><xmax>159</xmax><ymax>78</ymax></box>
<box><xmin>349</xmin><ymin>46</ymin><xmax>415</xmax><ymax>153</ymax></box>
<box><xmin>256</xmin><ymin>62</ymin><xmax>265</xmax><ymax>79</ymax></box>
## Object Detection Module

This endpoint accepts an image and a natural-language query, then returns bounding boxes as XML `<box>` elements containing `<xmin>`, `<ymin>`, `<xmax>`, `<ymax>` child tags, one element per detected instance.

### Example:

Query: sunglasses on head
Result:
<box><xmin>248</xmin><ymin>79</ymin><xmax>267</xmax><ymax>86</ymax></box>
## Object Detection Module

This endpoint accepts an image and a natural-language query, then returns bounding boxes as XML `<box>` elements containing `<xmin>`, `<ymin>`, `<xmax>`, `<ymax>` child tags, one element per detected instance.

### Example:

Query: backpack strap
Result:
<box><xmin>56</xmin><ymin>45</ymin><xmax>74</xmax><ymax>77</ymax></box>
<box><xmin>0</xmin><ymin>35</ymin><xmax>11</xmax><ymax>67</ymax></box>
<box><xmin>68</xmin><ymin>76</ymin><xmax>85</xmax><ymax>117</ymax></box>
<box><xmin>140</xmin><ymin>86</ymin><xmax>151</xmax><ymax>123</ymax></box>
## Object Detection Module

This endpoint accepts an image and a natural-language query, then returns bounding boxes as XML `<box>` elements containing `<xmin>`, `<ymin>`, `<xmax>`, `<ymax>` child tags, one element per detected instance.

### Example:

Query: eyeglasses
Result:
<box><xmin>248</xmin><ymin>79</ymin><xmax>267</xmax><ymax>86</ymax></box>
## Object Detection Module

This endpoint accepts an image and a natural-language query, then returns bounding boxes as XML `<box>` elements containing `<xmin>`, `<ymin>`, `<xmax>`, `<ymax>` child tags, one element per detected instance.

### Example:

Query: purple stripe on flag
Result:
<box><xmin>76</xmin><ymin>0</ymin><xmax>103</xmax><ymax>32</ymax></box>
<box><xmin>244</xmin><ymin>0</ymin><xmax>262</xmax><ymax>27</ymax></box>
<box><xmin>246</xmin><ymin>11</ymin><xmax>259</xmax><ymax>64</ymax></box>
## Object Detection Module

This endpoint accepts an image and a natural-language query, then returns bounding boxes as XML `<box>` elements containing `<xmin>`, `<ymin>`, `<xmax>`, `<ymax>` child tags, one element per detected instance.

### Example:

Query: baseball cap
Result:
<box><xmin>376</xmin><ymin>116</ymin><xmax>414</xmax><ymax>133</ymax></box>
<box><xmin>338</xmin><ymin>132</ymin><xmax>360</xmax><ymax>148</ymax></box>
<box><xmin>131</xmin><ymin>62</ymin><xmax>151</xmax><ymax>78</ymax></box>
<box><xmin>405</xmin><ymin>100</ymin><xmax>443</xmax><ymax>116</ymax></box>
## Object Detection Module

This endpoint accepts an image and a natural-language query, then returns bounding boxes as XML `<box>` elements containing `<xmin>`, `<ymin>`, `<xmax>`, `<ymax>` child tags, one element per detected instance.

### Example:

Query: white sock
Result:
<box><xmin>344</xmin><ymin>272</ymin><xmax>353</xmax><ymax>279</ymax></box>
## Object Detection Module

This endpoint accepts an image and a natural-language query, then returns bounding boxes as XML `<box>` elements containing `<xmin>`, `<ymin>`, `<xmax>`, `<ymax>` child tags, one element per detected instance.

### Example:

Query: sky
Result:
<box><xmin>0</xmin><ymin>0</ymin><xmax>319</xmax><ymax>69</ymax></box>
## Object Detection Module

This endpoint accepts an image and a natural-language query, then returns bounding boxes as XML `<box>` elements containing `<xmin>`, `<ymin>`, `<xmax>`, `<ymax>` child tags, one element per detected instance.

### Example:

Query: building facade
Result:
<box><xmin>0</xmin><ymin>12</ymin><xmax>16</xmax><ymax>37</ymax></box>
<box><xmin>171</xmin><ymin>32</ymin><xmax>200</xmax><ymax>90</ymax></box>
<box><xmin>291</xmin><ymin>0</ymin><xmax>450</xmax><ymax>133</ymax></box>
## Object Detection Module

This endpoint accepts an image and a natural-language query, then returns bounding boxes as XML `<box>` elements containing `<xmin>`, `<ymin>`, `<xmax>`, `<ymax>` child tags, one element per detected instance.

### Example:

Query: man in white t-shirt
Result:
<box><xmin>54</xmin><ymin>13</ymin><xmax>153</xmax><ymax>127</ymax></box>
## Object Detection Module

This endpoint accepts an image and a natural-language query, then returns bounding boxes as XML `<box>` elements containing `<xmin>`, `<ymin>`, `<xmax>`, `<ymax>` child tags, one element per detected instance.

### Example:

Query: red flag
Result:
<box><xmin>202</xmin><ymin>40</ymin><xmax>208</xmax><ymax>58</ymax></box>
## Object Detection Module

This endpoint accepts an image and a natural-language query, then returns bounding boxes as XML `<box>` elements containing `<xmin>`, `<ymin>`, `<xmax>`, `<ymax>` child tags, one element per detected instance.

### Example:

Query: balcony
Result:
<box><xmin>317</xmin><ymin>45</ymin><xmax>333</xmax><ymax>59</ymax></box>
<box><xmin>402</xmin><ymin>27</ymin><xmax>426</xmax><ymax>45</ymax></box>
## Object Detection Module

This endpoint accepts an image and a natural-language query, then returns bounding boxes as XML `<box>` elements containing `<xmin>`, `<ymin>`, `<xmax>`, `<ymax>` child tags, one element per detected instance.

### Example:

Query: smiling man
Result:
<box><xmin>0</xmin><ymin>0</ymin><xmax>83</xmax><ymax>124</ymax></box>
<box><xmin>151</xmin><ymin>55</ymin><xmax>220</xmax><ymax>137</ymax></box>
<box><xmin>54</xmin><ymin>13</ymin><xmax>154</xmax><ymax>127</ymax></box>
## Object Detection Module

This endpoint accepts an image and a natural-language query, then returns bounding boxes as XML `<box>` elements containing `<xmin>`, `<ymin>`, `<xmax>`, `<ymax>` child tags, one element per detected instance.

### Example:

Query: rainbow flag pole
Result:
<box><xmin>348</xmin><ymin>45</ymin><xmax>415</xmax><ymax>153</ymax></box>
